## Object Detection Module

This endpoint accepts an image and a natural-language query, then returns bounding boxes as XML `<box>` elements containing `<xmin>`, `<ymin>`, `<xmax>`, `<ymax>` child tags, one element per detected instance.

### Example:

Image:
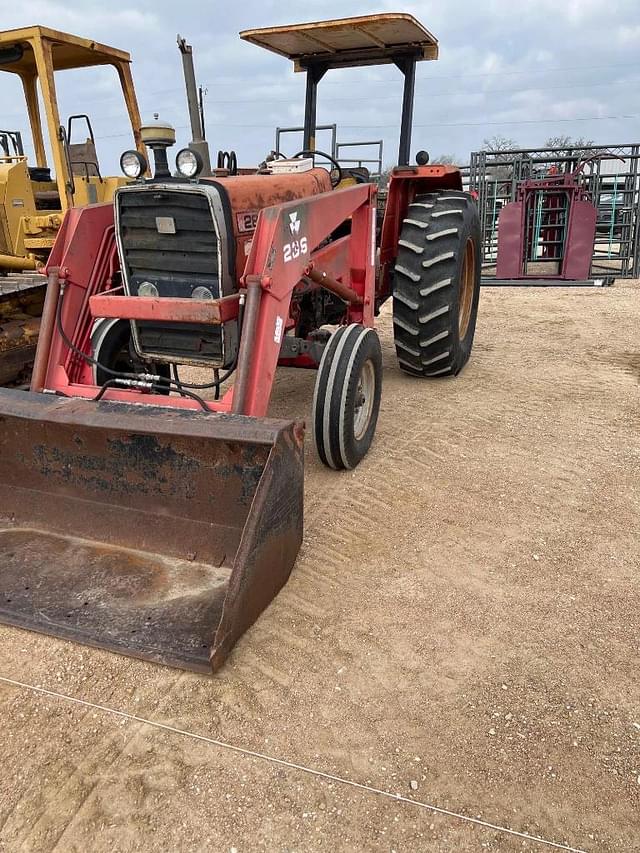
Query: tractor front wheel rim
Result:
<box><xmin>353</xmin><ymin>359</ymin><xmax>375</xmax><ymax>441</ymax></box>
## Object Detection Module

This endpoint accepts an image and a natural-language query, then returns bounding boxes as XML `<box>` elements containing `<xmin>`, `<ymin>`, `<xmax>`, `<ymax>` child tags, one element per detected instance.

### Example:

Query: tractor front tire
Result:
<box><xmin>392</xmin><ymin>191</ymin><xmax>481</xmax><ymax>377</ymax></box>
<box><xmin>92</xmin><ymin>318</ymin><xmax>171</xmax><ymax>393</ymax></box>
<box><xmin>312</xmin><ymin>324</ymin><xmax>382</xmax><ymax>470</ymax></box>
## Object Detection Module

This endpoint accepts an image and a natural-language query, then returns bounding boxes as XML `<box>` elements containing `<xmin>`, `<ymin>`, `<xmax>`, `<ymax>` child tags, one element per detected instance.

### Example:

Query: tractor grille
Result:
<box><xmin>116</xmin><ymin>186</ymin><xmax>236</xmax><ymax>367</ymax></box>
<box><xmin>118</xmin><ymin>189</ymin><xmax>221</xmax><ymax>297</ymax></box>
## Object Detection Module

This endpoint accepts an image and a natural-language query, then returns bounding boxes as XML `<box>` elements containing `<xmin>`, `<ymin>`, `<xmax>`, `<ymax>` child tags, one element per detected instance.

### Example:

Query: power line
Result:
<box><xmin>324</xmin><ymin>60</ymin><xmax>640</xmax><ymax>83</ymax></box>
<box><xmin>2</xmin><ymin>59</ymin><xmax>638</xmax><ymax>120</ymax></box>
<box><xmin>20</xmin><ymin>77</ymin><xmax>632</xmax><ymax>128</ymax></box>
<box><xmin>158</xmin><ymin>59</ymin><xmax>640</xmax><ymax>87</ymax></box>
<box><xmin>95</xmin><ymin>113</ymin><xmax>639</xmax><ymax>141</ymax></box>
<box><xmin>149</xmin><ymin>77</ymin><xmax>633</xmax><ymax>107</ymax></box>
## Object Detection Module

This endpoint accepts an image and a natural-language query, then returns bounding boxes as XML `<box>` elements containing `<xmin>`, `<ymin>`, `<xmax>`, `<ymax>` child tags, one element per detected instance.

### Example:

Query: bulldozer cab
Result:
<box><xmin>0</xmin><ymin>26</ymin><xmax>143</xmax><ymax>269</ymax></box>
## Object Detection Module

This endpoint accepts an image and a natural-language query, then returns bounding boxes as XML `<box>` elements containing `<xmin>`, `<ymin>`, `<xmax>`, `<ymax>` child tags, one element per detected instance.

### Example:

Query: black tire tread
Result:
<box><xmin>392</xmin><ymin>191</ymin><xmax>480</xmax><ymax>377</ymax></box>
<box><xmin>312</xmin><ymin>324</ymin><xmax>382</xmax><ymax>470</ymax></box>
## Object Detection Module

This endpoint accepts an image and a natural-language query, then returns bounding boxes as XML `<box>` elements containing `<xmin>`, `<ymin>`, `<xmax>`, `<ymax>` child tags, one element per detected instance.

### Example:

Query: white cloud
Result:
<box><xmin>0</xmin><ymin>0</ymin><xmax>639</xmax><ymax>170</ymax></box>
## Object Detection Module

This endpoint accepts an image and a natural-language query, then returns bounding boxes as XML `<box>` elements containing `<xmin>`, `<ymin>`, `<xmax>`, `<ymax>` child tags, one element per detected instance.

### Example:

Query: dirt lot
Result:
<box><xmin>0</xmin><ymin>281</ymin><xmax>639</xmax><ymax>852</ymax></box>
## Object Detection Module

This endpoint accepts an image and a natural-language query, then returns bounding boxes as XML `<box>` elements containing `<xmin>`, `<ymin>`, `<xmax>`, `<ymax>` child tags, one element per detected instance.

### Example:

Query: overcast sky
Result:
<box><xmin>1</xmin><ymin>0</ymin><xmax>639</xmax><ymax>174</ymax></box>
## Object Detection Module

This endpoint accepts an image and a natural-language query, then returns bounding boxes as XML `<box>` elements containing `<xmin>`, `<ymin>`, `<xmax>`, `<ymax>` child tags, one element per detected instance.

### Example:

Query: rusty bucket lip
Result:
<box><xmin>0</xmin><ymin>387</ymin><xmax>303</xmax><ymax>444</ymax></box>
<box><xmin>0</xmin><ymin>523</ymin><xmax>231</xmax><ymax>674</ymax></box>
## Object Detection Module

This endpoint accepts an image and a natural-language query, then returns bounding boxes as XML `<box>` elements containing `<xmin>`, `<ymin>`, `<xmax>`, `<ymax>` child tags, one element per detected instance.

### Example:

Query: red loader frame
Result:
<box><xmin>35</xmin><ymin>183</ymin><xmax>377</xmax><ymax>417</ymax></box>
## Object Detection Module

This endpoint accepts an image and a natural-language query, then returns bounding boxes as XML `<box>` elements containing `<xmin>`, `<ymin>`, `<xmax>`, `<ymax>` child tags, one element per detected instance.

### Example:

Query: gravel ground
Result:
<box><xmin>0</xmin><ymin>280</ymin><xmax>638</xmax><ymax>852</ymax></box>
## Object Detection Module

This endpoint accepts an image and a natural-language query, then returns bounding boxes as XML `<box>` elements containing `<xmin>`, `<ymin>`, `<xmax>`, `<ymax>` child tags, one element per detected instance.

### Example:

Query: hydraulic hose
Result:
<box><xmin>56</xmin><ymin>284</ymin><xmax>247</xmax><ymax>409</ymax></box>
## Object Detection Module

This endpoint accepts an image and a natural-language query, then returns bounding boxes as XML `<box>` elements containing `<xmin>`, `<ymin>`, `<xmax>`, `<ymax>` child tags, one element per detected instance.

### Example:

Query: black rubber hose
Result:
<box><xmin>94</xmin><ymin>377</ymin><xmax>210</xmax><ymax>411</ymax></box>
<box><xmin>57</xmin><ymin>287</ymin><xmax>204</xmax><ymax>394</ymax></box>
<box><xmin>159</xmin><ymin>294</ymin><xmax>245</xmax><ymax>392</ymax></box>
<box><xmin>56</xmin><ymin>287</ymin><xmax>140</xmax><ymax>381</ymax></box>
<box><xmin>57</xmin><ymin>284</ymin><xmax>246</xmax><ymax>403</ymax></box>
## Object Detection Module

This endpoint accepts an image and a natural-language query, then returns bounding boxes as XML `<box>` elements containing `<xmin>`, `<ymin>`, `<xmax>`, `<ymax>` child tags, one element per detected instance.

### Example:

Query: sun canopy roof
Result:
<box><xmin>240</xmin><ymin>13</ymin><xmax>438</xmax><ymax>71</ymax></box>
<box><xmin>0</xmin><ymin>26</ymin><xmax>131</xmax><ymax>76</ymax></box>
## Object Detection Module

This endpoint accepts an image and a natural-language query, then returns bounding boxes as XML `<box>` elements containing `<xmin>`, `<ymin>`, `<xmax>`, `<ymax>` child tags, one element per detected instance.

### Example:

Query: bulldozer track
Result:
<box><xmin>0</xmin><ymin>275</ymin><xmax>45</xmax><ymax>386</ymax></box>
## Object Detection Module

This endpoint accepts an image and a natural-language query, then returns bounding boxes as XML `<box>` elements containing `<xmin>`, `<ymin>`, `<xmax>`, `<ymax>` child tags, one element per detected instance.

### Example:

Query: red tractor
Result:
<box><xmin>0</xmin><ymin>15</ymin><xmax>481</xmax><ymax>673</ymax></box>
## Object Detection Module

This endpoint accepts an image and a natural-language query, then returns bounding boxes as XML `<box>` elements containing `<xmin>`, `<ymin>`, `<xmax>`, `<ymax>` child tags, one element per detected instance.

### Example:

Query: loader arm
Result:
<box><xmin>34</xmin><ymin>184</ymin><xmax>377</xmax><ymax>417</ymax></box>
<box><xmin>236</xmin><ymin>182</ymin><xmax>377</xmax><ymax>416</ymax></box>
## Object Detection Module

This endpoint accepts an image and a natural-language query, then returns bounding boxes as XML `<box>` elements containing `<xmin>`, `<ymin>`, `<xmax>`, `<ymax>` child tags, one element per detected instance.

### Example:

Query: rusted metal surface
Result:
<box><xmin>0</xmin><ymin>280</ymin><xmax>44</xmax><ymax>384</ymax></box>
<box><xmin>0</xmin><ymin>328</ymin><xmax>39</xmax><ymax>385</ymax></box>
<box><xmin>0</xmin><ymin>316</ymin><xmax>40</xmax><ymax>355</ymax></box>
<box><xmin>306</xmin><ymin>265</ymin><xmax>363</xmax><ymax>304</ymax></box>
<box><xmin>0</xmin><ymin>389</ymin><xmax>304</xmax><ymax>673</ymax></box>
<box><xmin>205</xmin><ymin>169</ymin><xmax>332</xmax><ymax>276</ymax></box>
<box><xmin>89</xmin><ymin>292</ymin><xmax>240</xmax><ymax>324</ymax></box>
<box><xmin>30</xmin><ymin>268</ymin><xmax>60</xmax><ymax>391</ymax></box>
<box><xmin>239</xmin><ymin>14</ymin><xmax>439</xmax><ymax>70</ymax></box>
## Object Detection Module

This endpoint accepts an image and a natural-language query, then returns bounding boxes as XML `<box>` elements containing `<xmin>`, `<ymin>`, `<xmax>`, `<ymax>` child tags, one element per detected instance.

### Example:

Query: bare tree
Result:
<box><xmin>544</xmin><ymin>136</ymin><xmax>599</xmax><ymax>172</ymax></box>
<box><xmin>544</xmin><ymin>135</ymin><xmax>594</xmax><ymax>152</ymax></box>
<box><xmin>481</xmin><ymin>134</ymin><xmax>519</xmax><ymax>153</ymax></box>
<box><xmin>434</xmin><ymin>153</ymin><xmax>460</xmax><ymax>165</ymax></box>
<box><xmin>481</xmin><ymin>135</ymin><xmax>519</xmax><ymax>183</ymax></box>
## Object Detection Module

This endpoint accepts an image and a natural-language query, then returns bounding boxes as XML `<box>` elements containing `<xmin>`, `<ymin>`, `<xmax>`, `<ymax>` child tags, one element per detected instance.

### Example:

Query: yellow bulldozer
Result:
<box><xmin>0</xmin><ymin>25</ymin><xmax>144</xmax><ymax>382</ymax></box>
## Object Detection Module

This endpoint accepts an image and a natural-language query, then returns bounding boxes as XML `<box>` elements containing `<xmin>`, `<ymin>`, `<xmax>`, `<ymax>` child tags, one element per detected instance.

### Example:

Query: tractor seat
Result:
<box><xmin>68</xmin><ymin>139</ymin><xmax>100</xmax><ymax>177</ymax></box>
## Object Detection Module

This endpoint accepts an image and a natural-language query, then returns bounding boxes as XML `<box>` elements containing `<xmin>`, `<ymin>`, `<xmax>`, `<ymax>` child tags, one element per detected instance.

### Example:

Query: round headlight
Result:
<box><xmin>138</xmin><ymin>281</ymin><xmax>159</xmax><ymax>298</ymax></box>
<box><xmin>120</xmin><ymin>150</ymin><xmax>147</xmax><ymax>179</ymax></box>
<box><xmin>176</xmin><ymin>148</ymin><xmax>203</xmax><ymax>179</ymax></box>
<box><xmin>192</xmin><ymin>286</ymin><xmax>214</xmax><ymax>300</ymax></box>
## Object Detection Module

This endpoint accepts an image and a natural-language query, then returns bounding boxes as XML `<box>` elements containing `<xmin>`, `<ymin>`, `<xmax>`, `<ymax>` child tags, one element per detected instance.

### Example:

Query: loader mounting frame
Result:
<box><xmin>36</xmin><ymin>183</ymin><xmax>377</xmax><ymax>417</ymax></box>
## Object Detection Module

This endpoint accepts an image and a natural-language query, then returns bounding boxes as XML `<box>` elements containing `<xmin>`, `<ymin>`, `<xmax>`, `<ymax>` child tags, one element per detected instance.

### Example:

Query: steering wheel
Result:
<box><xmin>293</xmin><ymin>149</ymin><xmax>343</xmax><ymax>188</ymax></box>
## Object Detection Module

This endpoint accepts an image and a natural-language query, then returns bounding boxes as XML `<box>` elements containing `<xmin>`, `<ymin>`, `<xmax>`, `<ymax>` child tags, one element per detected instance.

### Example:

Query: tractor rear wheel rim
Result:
<box><xmin>458</xmin><ymin>237</ymin><xmax>475</xmax><ymax>339</ymax></box>
<box><xmin>353</xmin><ymin>359</ymin><xmax>375</xmax><ymax>441</ymax></box>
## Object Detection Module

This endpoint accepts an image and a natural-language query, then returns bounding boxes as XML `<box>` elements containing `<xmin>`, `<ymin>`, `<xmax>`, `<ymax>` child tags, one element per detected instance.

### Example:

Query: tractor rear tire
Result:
<box><xmin>312</xmin><ymin>324</ymin><xmax>382</xmax><ymax>470</ymax></box>
<box><xmin>392</xmin><ymin>190</ymin><xmax>481</xmax><ymax>377</ymax></box>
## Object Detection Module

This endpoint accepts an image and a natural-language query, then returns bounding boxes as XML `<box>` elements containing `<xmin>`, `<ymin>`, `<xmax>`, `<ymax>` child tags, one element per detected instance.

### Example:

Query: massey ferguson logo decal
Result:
<box><xmin>288</xmin><ymin>211</ymin><xmax>301</xmax><ymax>235</ymax></box>
<box><xmin>284</xmin><ymin>209</ymin><xmax>308</xmax><ymax>263</ymax></box>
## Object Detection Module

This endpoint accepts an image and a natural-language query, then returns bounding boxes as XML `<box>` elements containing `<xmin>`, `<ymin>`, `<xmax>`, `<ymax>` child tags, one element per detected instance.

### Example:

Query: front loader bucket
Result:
<box><xmin>0</xmin><ymin>390</ymin><xmax>303</xmax><ymax>673</ymax></box>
